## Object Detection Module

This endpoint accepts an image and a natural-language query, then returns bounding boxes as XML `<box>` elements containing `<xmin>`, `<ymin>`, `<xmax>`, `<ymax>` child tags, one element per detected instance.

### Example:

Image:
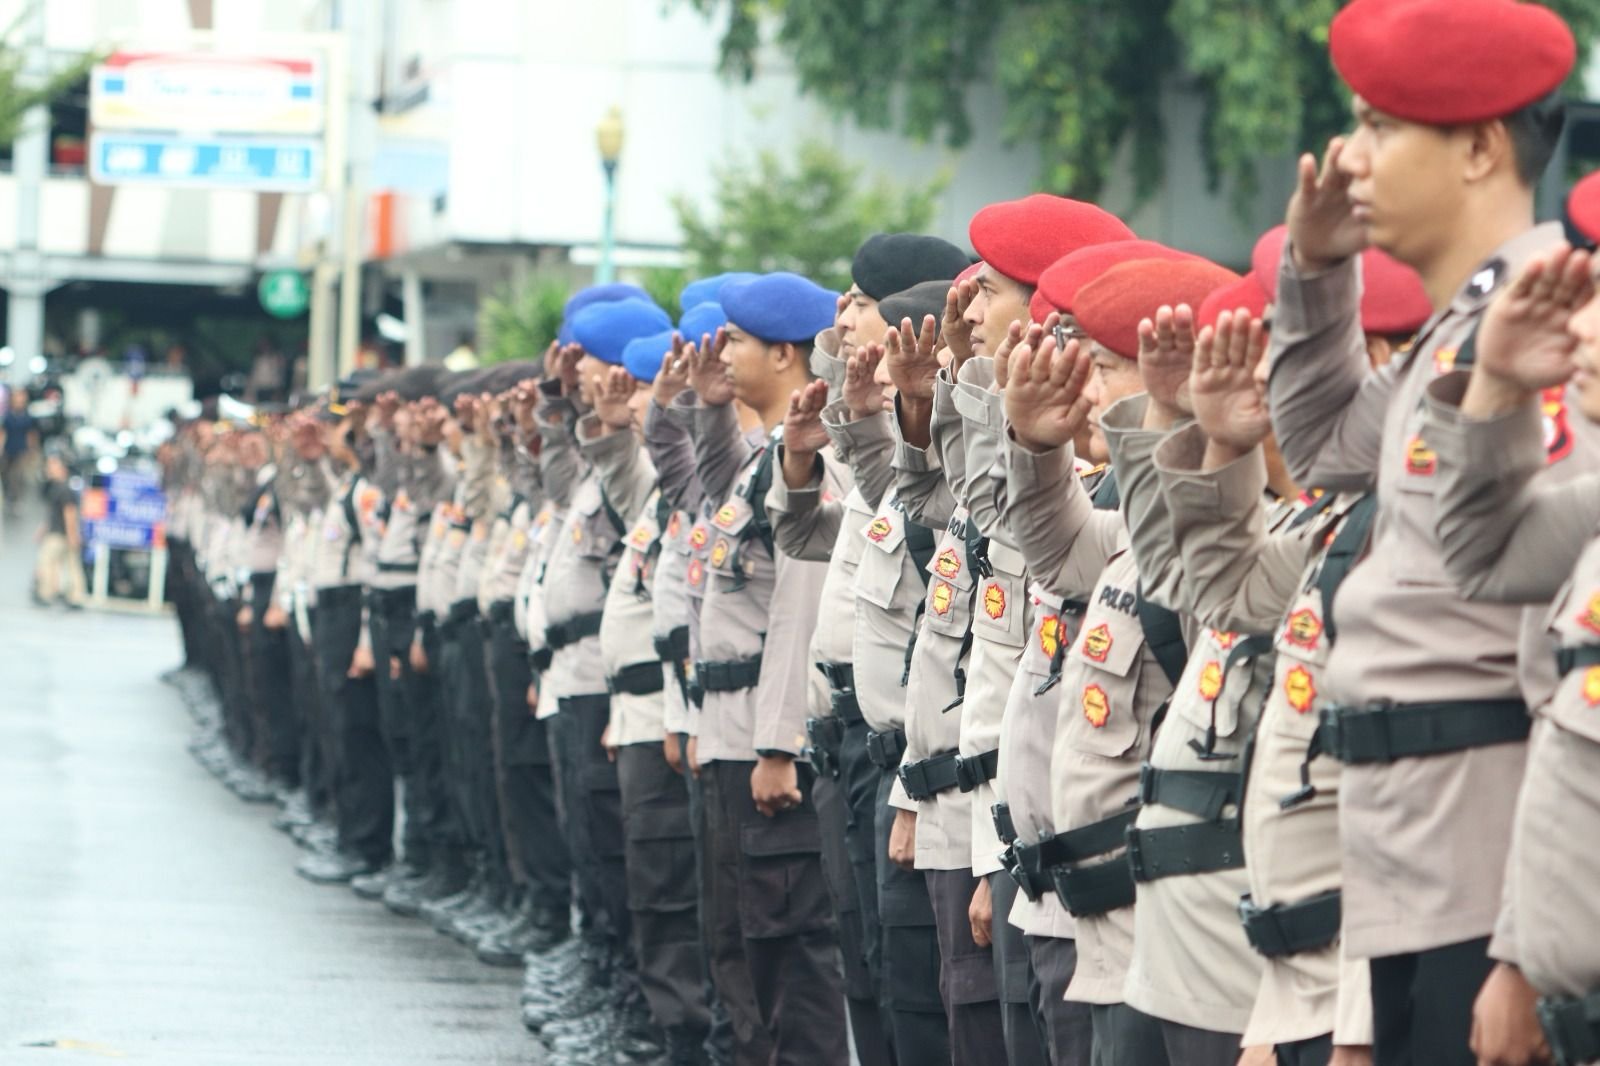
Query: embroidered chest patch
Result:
<box><xmin>1284</xmin><ymin>665</ymin><xmax>1316</xmax><ymax>714</ymax></box>
<box><xmin>1082</xmin><ymin>684</ymin><xmax>1110</xmax><ymax>728</ymax></box>
<box><xmin>1082</xmin><ymin>623</ymin><xmax>1112</xmax><ymax>663</ymax></box>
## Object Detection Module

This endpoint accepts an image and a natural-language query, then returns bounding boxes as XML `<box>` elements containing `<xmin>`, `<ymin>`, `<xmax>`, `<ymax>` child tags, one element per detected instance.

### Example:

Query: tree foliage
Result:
<box><xmin>672</xmin><ymin>139</ymin><xmax>946</xmax><ymax>291</ymax></box>
<box><xmin>684</xmin><ymin>0</ymin><xmax>1600</xmax><ymax>208</ymax></box>
<box><xmin>478</xmin><ymin>277</ymin><xmax>568</xmax><ymax>367</ymax></box>
<box><xmin>0</xmin><ymin>5</ymin><xmax>99</xmax><ymax>146</ymax></box>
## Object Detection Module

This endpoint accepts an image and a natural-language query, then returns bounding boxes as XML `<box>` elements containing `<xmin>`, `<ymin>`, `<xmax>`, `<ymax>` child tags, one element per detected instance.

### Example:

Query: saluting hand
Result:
<box><xmin>593</xmin><ymin>366</ymin><xmax>640</xmax><ymax>431</ymax></box>
<box><xmin>1004</xmin><ymin>335</ymin><xmax>1095</xmax><ymax>454</ymax></box>
<box><xmin>995</xmin><ymin>318</ymin><xmax>1050</xmax><ymax>393</ymax></box>
<box><xmin>1286</xmin><ymin>137</ymin><xmax>1369</xmax><ymax>272</ymax></box>
<box><xmin>1468</xmin><ymin>243</ymin><xmax>1593</xmax><ymax>416</ymax></box>
<box><xmin>843</xmin><ymin>343</ymin><xmax>893</xmax><ymax>421</ymax></box>
<box><xmin>1138</xmin><ymin>304</ymin><xmax>1198</xmax><ymax>425</ymax></box>
<box><xmin>941</xmin><ymin>278</ymin><xmax>979</xmax><ymax>372</ymax></box>
<box><xmin>652</xmin><ymin>333</ymin><xmax>692</xmax><ymax>408</ymax></box>
<box><xmin>1191</xmin><ymin>309</ymin><xmax>1273</xmax><ymax>457</ymax></box>
<box><xmin>373</xmin><ymin>390</ymin><xmax>401</xmax><ymax>431</ymax></box>
<box><xmin>686</xmin><ymin>329</ymin><xmax>735</xmax><ymax>407</ymax></box>
<box><xmin>551</xmin><ymin>343</ymin><xmax>584</xmax><ymax>396</ymax></box>
<box><xmin>883</xmin><ymin>314</ymin><xmax>942</xmax><ymax>403</ymax></box>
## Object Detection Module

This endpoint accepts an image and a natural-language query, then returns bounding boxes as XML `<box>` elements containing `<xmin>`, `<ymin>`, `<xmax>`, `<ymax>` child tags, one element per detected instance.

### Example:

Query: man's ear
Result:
<box><xmin>771</xmin><ymin>342</ymin><xmax>801</xmax><ymax>373</ymax></box>
<box><xmin>1463</xmin><ymin>118</ymin><xmax>1513</xmax><ymax>185</ymax></box>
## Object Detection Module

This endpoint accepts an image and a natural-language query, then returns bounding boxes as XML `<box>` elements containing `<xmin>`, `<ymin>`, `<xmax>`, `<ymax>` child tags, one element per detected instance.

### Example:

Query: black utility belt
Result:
<box><xmin>897</xmin><ymin>748</ymin><xmax>999</xmax><ymax>802</ymax></box>
<box><xmin>1126</xmin><ymin>822</ymin><xmax>1243</xmax><ymax>883</ymax></box>
<box><xmin>486</xmin><ymin>598</ymin><xmax>516</xmax><ymax>625</ymax></box>
<box><xmin>1556</xmin><ymin>644</ymin><xmax>1600</xmax><ymax>678</ymax></box>
<box><xmin>992</xmin><ymin>801</ymin><xmax>1018</xmax><ymax>845</ymax></box>
<box><xmin>1011</xmin><ymin>807</ymin><xmax>1138</xmax><ymax>908</ymax></box>
<box><xmin>816</xmin><ymin>660</ymin><xmax>855</xmax><ymax>691</ymax></box>
<box><xmin>608</xmin><ymin>661</ymin><xmax>665</xmax><ymax>697</ymax></box>
<box><xmin>375</xmin><ymin>561</ymin><xmax>419</xmax><ymax>574</ymax></box>
<box><xmin>363</xmin><ymin>586</ymin><xmax>416</xmax><ymax>612</ymax></box>
<box><xmin>529</xmin><ymin>647</ymin><xmax>553</xmax><ymax>673</ymax></box>
<box><xmin>1539</xmin><ymin>989</ymin><xmax>1600</xmax><ymax>1066</ymax></box>
<box><xmin>1138</xmin><ymin>763</ymin><xmax>1241</xmax><ymax>822</ymax></box>
<box><xmin>654</xmin><ymin>626</ymin><xmax>689</xmax><ymax>664</ymax></box>
<box><xmin>694</xmin><ymin>654</ymin><xmax>763</xmax><ymax>694</ymax></box>
<box><xmin>1317</xmin><ymin>698</ymin><xmax>1530</xmax><ymax>764</ymax></box>
<box><xmin>1238</xmin><ymin>890</ymin><xmax>1342</xmax><ymax>959</ymax></box>
<box><xmin>545</xmin><ymin>612</ymin><xmax>604</xmax><ymax>652</ymax></box>
<box><xmin>444</xmin><ymin>599</ymin><xmax>478</xmax><ymax>626</ymax></box>
<box><xmin>806</xmin><ymin>717</ymin><xmax>846</xmax><ymax>780</ymax></box>
<box><xmin>866</xmin><ymin>727</ymin><xmax>907</xmax><ymax>770</ymax></box>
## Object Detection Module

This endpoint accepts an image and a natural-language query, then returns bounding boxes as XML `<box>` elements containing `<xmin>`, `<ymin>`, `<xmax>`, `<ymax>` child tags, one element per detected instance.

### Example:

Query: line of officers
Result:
<box><xmin>158</xmin><ymin>4</ymin><xmax>1600</xmax><ymax>1065</ymax></box>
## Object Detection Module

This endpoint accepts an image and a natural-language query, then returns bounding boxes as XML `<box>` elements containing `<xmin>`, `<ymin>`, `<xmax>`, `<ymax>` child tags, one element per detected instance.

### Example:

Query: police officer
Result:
<box><xmin>1265</xmin><ymin>0</ymin><xmax>1588</xmax><ymax>1058</ymax></box>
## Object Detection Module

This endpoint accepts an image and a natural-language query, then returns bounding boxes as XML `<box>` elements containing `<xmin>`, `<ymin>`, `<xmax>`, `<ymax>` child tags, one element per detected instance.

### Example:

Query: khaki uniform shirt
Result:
<box><xmin>1423</xmin><ymin>386</ymin><xmax>1600</xmax><ymax>999</ymax></box>
<box><xmin>693</xmin><ymin>405</ymin><xmax>832</xmax><ymax>762</ymax></box>
<box><xmin>588</xmin><ymin>422</ymin><xmax>664</xmax><ymax>746</ymax></box>
<box><xmin>1266</xmin><ymin>226</ymin><xmax>1583</xmax><ymax>956</ymax></box>
<box><xmin>888</xmin><ymin>376</ymin><xmax>977</xmax><ymax>871</ymax></box>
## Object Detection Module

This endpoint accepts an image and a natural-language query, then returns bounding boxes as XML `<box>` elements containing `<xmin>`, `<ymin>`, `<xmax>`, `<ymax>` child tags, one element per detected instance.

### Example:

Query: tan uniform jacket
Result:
<box><xmin>1423</xmin><ymin>384</ymin><xmax>1600</xmax><ymax>998</ymax></box>
<box><xmin>888</xmin><ymin>378</ymin><xmax>976</xmax><ymax>871</ymax></box>
<box><xmin>1266</xmin><ymin>226</ymin><xmax>1583</xmax><ymax>956</ymax></box>
<box><xmin>590</xmin><ymin>421</ymin><xmax>665</xmax><ymax>747</ymax></box>
<box><xmin>1155</xmin><ymin>425</ymin><xmax>1373</xmax><ymax>1046</ymax></box>
<box><xmin>951</xmin><ymin>359</ymin><xmax>1027</xmax><ymax>878</ymax></box>
<box><xmin>693</xmin><ymin>406</ymin><xmax>831</xmax><ymax>762</ymax></box>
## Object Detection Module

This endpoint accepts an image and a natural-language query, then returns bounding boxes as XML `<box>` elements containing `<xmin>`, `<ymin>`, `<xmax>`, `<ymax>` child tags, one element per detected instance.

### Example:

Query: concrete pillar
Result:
<box><xmin>402</xmin><ymin>268</ymin><xmax>425</xmax><ymax>366</ymax></box>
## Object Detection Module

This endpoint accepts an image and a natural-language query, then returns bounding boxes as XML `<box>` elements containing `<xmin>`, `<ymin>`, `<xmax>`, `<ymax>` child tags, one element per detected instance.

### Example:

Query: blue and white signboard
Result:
<box><xmin>91</xmin><ymin>133</ymin><xmax>322</xmax><ymax>192</ymax></box>
<box><xmin>82</xmin><ymin>471</ymin><xmax>168</xmax><ymax>551</ymax></box>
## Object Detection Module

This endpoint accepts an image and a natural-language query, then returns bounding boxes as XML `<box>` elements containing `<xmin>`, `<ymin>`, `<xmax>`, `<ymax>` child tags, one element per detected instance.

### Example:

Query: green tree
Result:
<box><xmin>673</xmin><ymin>139</ymin><xmax>947</xmax><ymax>291</ymax></box>
<box><xmin>685</xmin><ymin>0</ymin><xmax>1600</xmax><ymax>209</ymax></box>
<box><xmin>0</xmin><ymin>5</ymin><xmax>98</xmax><ymax>145</ymax></box>
<box><xmin>478</xmin><ymin>277</ymin><xmax>568</xmax><ymax>367</ymax></box>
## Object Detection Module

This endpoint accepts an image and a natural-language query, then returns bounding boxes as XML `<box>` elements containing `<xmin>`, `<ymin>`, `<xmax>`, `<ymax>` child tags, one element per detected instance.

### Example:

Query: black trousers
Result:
<box><xmin>990</xmin><ymin>872</ymin><xmax>1050</xmax><ymax>1066</ymax></box>
<box><xmin>873</xmin><ymin>766</ymin><xmax>951</xmax><ymax>1066</ymax></box>
<box><xmin>368</xmin><ymin>587</ymin><xmax>433</xmax><ymax>865</ymax></box>
<box><xmin>482</xmin><ymin>606</ymin><xmax>568</xmax><ymax>912</ymax></box>
<box><xmin>247</xmin><ymin>575</ymin><xmax>300</xmax><ymax>786</ymax></box>
<box><xmin>168</xmin><ymin>540</ymin><xmax>203</xmax><ymax>668</ymax></box>
<box><xmin>926</xmin><ymin>867</ymin><xmax>1005</xmax><ymax>1066</ymax></box>
<box><xmin>286</xmin><ymin>617</ymin><xmax>330</xmax><ymax>812</ymax></box>
<box><xmin>677</xmin><ymin>732</ymin><xmax>738</xmax><ymax>1063</ymax></box>
<box><xmin>438</xmin><ymin>606</ymin><xmax>501</xmax><ymax>872</ymax></box>
<box><xmin>1028</xmin><ymin>935</ymin><xmax>1093</xmax><ymax>1066</ymax></box>
<box><xmin>702</xmin><ymin>758</ymin><xmax>848</xmax><ymax>1066</ymax></box>
<box><xmin>550</xmin><ymin>694</ymin><xmax>626</xmax><ymax>944</ymax></box>
<box><xmin>212</xmin><ymin>593</ymin><xmax>253</xmax><ymax>761</ymax></box>
<box><xmin>1090</xmin><ymin>1003</ymin><xmax>1169</xmax><ymax>1066</ymax></box>
<box><xmin>1277</xmin><ymin>1034</ymin><xmax>1333</xmax><ymax>1066</ymax></box>
<box><xmin>311</xmin><ymin>585</ymin><xmax>393</xmax><ymax>864</ymax></box>
<box><xmin>411</xmin><ymin>615</ymin><xmax>467</xmax><ymax>855</ymax></box>
<box><xmin>617</xmin><ymin>742</ymin><xmax>711</xmax><ymax>1034</ymax></box>
<box><xmin>1370</xmin><ymin>936</ymin><xmax>1494</xmax><ymax>1066</ymax></box>
<box><xmin>815</xmin><ymin>746</ymin><xmax>892</xmax><ymax>1066</ymax></box>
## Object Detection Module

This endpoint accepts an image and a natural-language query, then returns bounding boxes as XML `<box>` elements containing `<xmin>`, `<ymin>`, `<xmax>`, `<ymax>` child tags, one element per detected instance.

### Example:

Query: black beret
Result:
<box><xmin>851</xmin><ymin>233</ymin><xmax>973</xmax><ymax>301</ymax></box>
<box><xmin>481</xmin><ymin>360</ymin><xmax>542</xmax><ymax>394</ymax></box>
<box><xmin>351</xmin><ymin>364</ymin><xmax>446</xmax><ymax>403</ymax></box>
<box><xmin>879</xmin><ymin>280</ymin><xmax>955</xmax><ymax>336</ymax></box>
<box><xmin>436</xmin><ymin>367</ymin><xmax>498</xmax><ymax>406</ymax></box>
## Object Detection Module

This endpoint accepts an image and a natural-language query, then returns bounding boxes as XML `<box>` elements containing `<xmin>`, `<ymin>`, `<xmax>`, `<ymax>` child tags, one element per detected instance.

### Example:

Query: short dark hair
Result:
<box><xmin>1503</xmin><ymin>93</ymin><xmax>1565</xmax><ymax>185</ymax></box>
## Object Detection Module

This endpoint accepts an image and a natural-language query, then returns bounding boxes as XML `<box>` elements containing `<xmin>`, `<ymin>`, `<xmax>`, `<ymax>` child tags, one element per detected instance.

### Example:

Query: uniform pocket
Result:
<box><xmin>971</xmin><ymin>570</ymin><xmax>1025</xmax><ymax>649</ymax></box>
<box><xmin>1063</xmin><ymin>607</ymin><xmax>1145</xmax><ymax>759</ymax></box>
<box><xmin>624</xmin><ymin>804</ymin><xmax>697</xmax><ymax>912</ymax></box>
<box><xmin>738</xmin><ymin>806</ymin><xmax>832</xmax><ymax>938</ymax></box>
<box><xmin>857</xmin><ymin>510</ymin><xmax>908</xmax><ymax>610</ymax></box>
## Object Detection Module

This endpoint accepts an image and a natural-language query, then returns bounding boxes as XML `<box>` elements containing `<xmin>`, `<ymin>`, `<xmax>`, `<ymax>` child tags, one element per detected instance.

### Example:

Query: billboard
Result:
<box><xmin>89</xmin><ymin>50</ymin><xmax>327</xmax><ymax>192</ymax></box>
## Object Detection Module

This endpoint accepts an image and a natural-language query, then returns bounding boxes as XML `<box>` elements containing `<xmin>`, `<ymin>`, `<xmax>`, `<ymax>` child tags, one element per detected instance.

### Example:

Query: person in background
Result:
<box><xmin>35</xmin><ymin>453</ymin><xmax>86</xmax><ymax>609</ymax></box>
<box><xmin>446</xmin><ymin>331</ymin><xmax>481</xmax><ymax>372</ymax></box>
<box><xmin>1</xmin><ymin>388</ymin><xmax>39</xmax><ymax>516</ymax></box>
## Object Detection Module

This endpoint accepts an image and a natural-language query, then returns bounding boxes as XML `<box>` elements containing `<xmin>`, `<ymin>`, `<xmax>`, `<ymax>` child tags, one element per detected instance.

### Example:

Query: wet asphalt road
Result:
<box><xmin>0</xmin><ymin>501</ymin><xmax>537</xmax><ymax>1065</ymax></box>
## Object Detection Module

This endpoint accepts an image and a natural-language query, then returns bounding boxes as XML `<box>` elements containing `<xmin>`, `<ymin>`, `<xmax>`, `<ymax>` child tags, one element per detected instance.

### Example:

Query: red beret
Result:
<box><xmin>957</xmin><ymin>261</ymin><xmax>983</xmax><ymax>284</ymax></box>
<box><xmin>1037</xmin><ymin>240</ymin><xmax>1197</xmax><ymax>317</ymax></box>
<box><xmin>1568</xmin><ymin>170</ymin><xmax>1600</xmax><ymax>244</ymax></box>
<box><xmin>1330</xmin><ymin>0</ymin><xmax>1574</xmax><ymax>125</ymax></box>
<box><xmin>969</xmin><ymin>195</ymin><xmax>1134</xmax><ymax>286</ymax></box>
<box><xmin>1074</xmin><ymin>258</ymin><xmax>1241</xmax><ymax>360</ymax></box>
<box><xmin>1252</xmin><ymin>224</ymin><xmax>1430</xmax><ymax>336</ymax></box>
<box><xmin>1196</xmin><ymin>274</ymin><xmax>1271</xmax><ymax>332</ymax></box>
<box><xmin>1029</xmin><ymin>289</ymin><xmax>1055</xmax><ymax>325</ymax></box>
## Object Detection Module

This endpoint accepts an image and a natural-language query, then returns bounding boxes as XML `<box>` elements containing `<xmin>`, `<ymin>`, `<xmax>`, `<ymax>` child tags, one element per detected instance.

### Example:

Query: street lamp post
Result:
<box><xmin>595</xmin><ymin>107</ymin><xmax>625</xmax><ymax>284</ymax></box>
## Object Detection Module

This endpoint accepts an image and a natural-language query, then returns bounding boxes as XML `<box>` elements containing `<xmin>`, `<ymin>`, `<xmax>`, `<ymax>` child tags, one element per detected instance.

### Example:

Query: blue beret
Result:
<box><xmin>564</xmin><ymin>282</ymin><xmax>651</xmax><ymax>321</ymax></box>
<box><xmin>719</xmin><ymin>272</ymin><xmax>839</xmax><ymax>345</ymax></box>
<box><xmin>622</xmin><ymin>329</ymin><xmax>676</xmax><ymax>384</ymax></box>
<box><xmin>571</xmin><ymin>299</ymin><xmax>673</xmax><ymax>366</ymax></box>
<box><xmin>557</xmin><ymin>321</ymin><xmax>575</xmax><ymax>346</ymax></box>
<box><xmin>677</xmin><ymin>302</ymin><xmax>728</xmax><ymax>346</ymax></box>
<box><xmin>678</xmin><ymin>272</ymin><xmax>757</xmax><ymax>313</ymax></box>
